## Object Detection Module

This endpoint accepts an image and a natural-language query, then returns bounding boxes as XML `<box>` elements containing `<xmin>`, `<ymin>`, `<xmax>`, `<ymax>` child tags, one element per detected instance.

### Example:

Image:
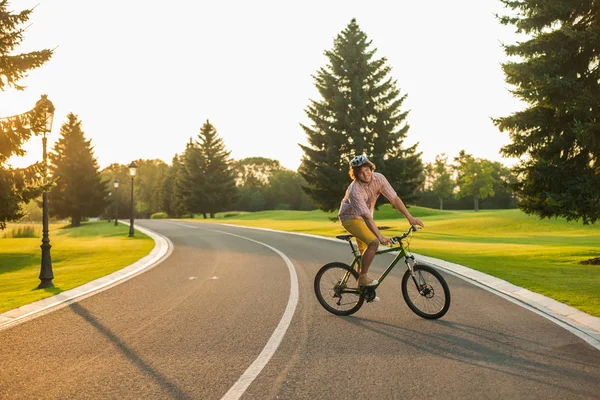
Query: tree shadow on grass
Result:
<box><xmin>0</xmin><ymin>253</ymin><xmax>39</xmax><ymax>275</ymax></box>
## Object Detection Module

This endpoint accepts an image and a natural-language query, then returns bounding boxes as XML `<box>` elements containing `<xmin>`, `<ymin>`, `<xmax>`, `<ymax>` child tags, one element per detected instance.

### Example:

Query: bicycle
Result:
<box><xmin>314</xmin><ymin>225</ymin><xmax>451</xmax><ymax>319</ymax></box>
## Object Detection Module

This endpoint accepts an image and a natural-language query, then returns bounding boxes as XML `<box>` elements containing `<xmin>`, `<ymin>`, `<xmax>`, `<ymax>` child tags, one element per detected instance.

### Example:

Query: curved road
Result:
<box><xmin>1</xmin><ymin>220</ymin><xmax>599</xmax><ymax>399</ymax></box>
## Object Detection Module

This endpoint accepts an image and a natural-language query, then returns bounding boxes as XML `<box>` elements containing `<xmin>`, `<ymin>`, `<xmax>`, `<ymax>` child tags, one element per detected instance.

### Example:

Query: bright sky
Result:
<box><xmin>3</xmin><ymin>0</ymin><xmax>525</xmax><ymax>171</ymax></box>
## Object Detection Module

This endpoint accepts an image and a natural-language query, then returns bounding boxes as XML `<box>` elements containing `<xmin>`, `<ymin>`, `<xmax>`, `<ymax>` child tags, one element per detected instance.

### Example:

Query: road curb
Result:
<box><xmin>0</xmin><ymin>221</ymin><xmax>173</xmax><ymax>332</ymax></box>
<box><xmin>216</xmin><ymin>223</ymin><xmax>600</xmax><ymax>351</ymax></box>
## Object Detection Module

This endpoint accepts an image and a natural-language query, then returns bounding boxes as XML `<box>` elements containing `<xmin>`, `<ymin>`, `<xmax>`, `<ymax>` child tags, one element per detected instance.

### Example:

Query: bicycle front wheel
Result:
<box><xmin>402</xmin><ymin>264</ymin><xmax>450</xmax><ymax>319</ymax></box>
<box><xmin>314</xmin><ymin>262</ymin><xmax>364</xmax><ymax>316</ymax></box>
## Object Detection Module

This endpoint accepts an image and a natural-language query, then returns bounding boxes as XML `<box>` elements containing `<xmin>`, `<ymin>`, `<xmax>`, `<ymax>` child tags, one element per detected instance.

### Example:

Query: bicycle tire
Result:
<box><xmin>401</xmin><ymin>264</ymin><xmax>450</xmax><ymax>319</ymax></box>
<box><xmin>314</xmin><ymin>262</ymin><xmax>364</xmax><ymax>316</ymax></box>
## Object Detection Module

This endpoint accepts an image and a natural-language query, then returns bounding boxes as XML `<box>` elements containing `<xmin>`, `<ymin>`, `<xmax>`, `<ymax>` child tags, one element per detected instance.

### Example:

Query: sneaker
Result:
<box><xmin>358</xmin><ymin>274</ymin><xmax>378</xmax><ymax>287</ymax></box>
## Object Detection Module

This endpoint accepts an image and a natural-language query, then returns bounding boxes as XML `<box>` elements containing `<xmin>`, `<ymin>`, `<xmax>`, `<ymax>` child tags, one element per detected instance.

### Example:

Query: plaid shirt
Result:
<box><xmin>338</xmin><ymin>172</ymin><xmax>397</xmax><ymax>222</ymax></box>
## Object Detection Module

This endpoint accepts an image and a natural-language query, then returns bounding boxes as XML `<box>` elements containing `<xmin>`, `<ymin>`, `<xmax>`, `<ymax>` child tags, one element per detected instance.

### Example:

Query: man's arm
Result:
<box><xmin>391</xmin><ymin>196</ymin><xmax>424</xmax><ymax>228</ymax></box>
<box><xmin>362</xmin><ymin>213</ymin><xmax>390</xmax><ymax>245</ymax></box>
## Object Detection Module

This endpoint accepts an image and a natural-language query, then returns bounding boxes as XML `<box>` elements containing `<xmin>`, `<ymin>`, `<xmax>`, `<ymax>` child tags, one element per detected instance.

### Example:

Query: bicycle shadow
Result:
<box><xmin>339</xmin><ymin>316</ymin><xmax>599</xmax><ymax>398</ymax></box>
<box><xmin>68</xmin><ymin>302</ymin><xmax>192</xmax><ymax>399</ymax></box>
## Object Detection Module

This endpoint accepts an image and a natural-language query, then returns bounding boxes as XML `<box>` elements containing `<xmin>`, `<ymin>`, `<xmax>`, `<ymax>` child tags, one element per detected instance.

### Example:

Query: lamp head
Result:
<box><xmin>128</xmin><ymin>161</ymin><xmax>137</xmax><ymax>177</ymax></box>
<box><xmin>34</xmin><ymin>94</ymin><xmax>55</xmax><ymax>133</ymax></box>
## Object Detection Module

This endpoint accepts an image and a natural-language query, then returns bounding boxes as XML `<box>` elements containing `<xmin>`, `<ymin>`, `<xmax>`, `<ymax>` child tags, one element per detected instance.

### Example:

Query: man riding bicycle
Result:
<box><xmin>338</xmin><ymin>155</ymin><xmax>425</xmax><ymax>288</ymax></box>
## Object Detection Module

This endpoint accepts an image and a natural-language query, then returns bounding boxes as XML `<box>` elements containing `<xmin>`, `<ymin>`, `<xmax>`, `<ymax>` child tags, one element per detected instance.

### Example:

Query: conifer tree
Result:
<box><xmin>182</xmin><ymin>138</ymin><xmax>206</xmax><ymax>218</ymax></box>
<box><xmin>196</xmin><ymin>120</ymin><xmax>236</xmax><ymax>217</ymax></box>
<box><xmin>495</xmin><ymin>0</ymin><xmax>600</xmax><ymax>224</ymax></box>
<box><xmin>163</xmin><ymin>154</ymin><xmax>187</xmax><ymax>218</ymax></box>
<box><xmin>0</xmin><ymin>1</ymin><xmax>52</xmax><ymax>92</ymax></box>
<box><xmin>0</xmin><ymin>1</ymin><xmax>53</xmax><ymax>229</ymax></box>
<box><xmin>48</xmin><ymin>113</ymin><xmax>108</xmax><ymax>226</ymax></box>
<box><xmin>299</xmin><ymin>18</ymin><xmax>422</xmax><ymax>212</ymax></box>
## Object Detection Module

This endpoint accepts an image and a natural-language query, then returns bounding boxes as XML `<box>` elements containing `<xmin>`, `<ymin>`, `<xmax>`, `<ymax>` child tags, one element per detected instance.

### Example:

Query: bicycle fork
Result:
<box><xmin>405</xmin><ymin>255</ymin><xmax>425</xmax><ymax>290</ymax></box>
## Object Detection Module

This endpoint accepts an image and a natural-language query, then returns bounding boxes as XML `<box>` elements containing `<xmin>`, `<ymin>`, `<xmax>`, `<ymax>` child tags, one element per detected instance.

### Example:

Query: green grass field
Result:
<box><xmin>187</xmin><ymin>206</ymin><xmax>600</xmax><ymax>317</ymax></box>
<box><xmin>0</xmin><ymin>221</ymin><xmax>154</xmax><ymax>314</ymax></box>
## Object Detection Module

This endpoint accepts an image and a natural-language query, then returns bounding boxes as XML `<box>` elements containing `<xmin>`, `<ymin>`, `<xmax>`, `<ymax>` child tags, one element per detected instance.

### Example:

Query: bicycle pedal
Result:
<box><xmin>364</xmin><ymin>288</ymin><xmax>377</xmax><ymax>303</ymax></box>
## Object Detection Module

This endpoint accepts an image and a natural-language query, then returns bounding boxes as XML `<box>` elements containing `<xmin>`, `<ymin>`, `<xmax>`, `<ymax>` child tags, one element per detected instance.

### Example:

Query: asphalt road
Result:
<box><xmin>1</xmin><ymin>220</ymin><xmax>599</xmax><ymax>399</ymax></box>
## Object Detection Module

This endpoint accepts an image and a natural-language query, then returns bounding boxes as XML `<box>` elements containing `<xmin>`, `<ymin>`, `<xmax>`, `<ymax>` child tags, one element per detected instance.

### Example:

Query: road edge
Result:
<box><xmin>0</xmin><ymin>222</ymin><xmax>173</xmax><ymax>332</ymax></box>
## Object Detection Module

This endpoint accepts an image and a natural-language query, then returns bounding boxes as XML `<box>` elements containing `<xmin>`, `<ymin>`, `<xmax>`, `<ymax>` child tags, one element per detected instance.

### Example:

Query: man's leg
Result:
<box><xmin>360</xmin><ymin>239</ymin><xmax>379</xmax><ymax>275</ymax></box>
<box><xmin>342</xmin><ymin>219</ymin><xmax>379</xmax><ymax>286</ymax></box>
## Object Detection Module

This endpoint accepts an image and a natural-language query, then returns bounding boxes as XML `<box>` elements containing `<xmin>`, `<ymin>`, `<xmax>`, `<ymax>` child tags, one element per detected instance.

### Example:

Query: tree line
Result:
<box><xmin>49</xmin><ymin>118</ymin><xmax>317</xmax><ymax>223</ymax></box>
<box><xmin>417</xmin><ymin>151</ymin><xmax>517</xmax><ymax>211</ymax></box>
<box><xmin>2</xmin><ymin>1</ymin><xmax>599</xmax><ymax>229</ymax></box>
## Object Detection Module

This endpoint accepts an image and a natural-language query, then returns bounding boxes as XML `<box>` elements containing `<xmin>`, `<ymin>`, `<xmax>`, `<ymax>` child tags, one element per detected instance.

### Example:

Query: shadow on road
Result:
<box><xmin>340</xmin><ymin>316</ymin><xmax>600</xmax><ymax>398</ymax></box>
<box><xmin>69</xmin><ymin>302</ymin><xmax>192</xmax><ymax>400</ymax></box>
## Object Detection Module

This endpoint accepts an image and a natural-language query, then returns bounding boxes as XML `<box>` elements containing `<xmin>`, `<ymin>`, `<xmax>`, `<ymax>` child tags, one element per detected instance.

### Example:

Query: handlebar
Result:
<box><xmin>389</xmin><ymin>225</ymin><xmax>419</xmax><ymax>245</ymax></box>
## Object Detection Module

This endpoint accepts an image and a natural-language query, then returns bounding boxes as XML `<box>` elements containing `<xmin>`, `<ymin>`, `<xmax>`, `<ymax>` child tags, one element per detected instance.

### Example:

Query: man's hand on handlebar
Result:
<box><xmin>408</xmin><ymin>217</ymin><xmax>424</xmax><ymax>228</ymax></box>
<box><xmin>378</xmin><ymin>235</ymin><xmax>391</xmax><ymax>246</ymax></box>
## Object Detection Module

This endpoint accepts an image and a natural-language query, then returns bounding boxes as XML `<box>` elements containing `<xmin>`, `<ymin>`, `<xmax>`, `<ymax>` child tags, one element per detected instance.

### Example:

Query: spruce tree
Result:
<box><xmin>181</xmin><ymin>138</ymin><xmax>206</xmax><ymax>218</ymax></box>
<box><xmin>164</xmin><ymin>154</ymin><xmax>187</xmax><ymax>218</ymax></box>
<box><xmin>495</xmin><ymin>0</ymin><xmax>600</xmax><ymax>224</ymax></box>
<box><xmin>0</xmin><ymin>1</ymin><xmax>52</xmax><ymax>91</ymax></box>
<box><xmin>48</xmin><ymin>113</ymin><xmax>108</xmax><ymax>226</ymax></box>
<box><xmin>0</xmin><ymin>1</ymin><xmax>53</xmax><ymax>229</ymax></box>
<box><xmin>299</xmin><ymin>18</ymin><xmax>422</xmax><ymax>212</ymax></box>
<box><xmin>197</xmin><ymin>120</ymin><xmax>237</xmax><ymax>217</ymax></box>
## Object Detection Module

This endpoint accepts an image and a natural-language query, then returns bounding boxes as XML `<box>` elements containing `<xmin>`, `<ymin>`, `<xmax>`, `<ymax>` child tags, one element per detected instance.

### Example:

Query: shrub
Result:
<box><xmin>151</xmin><ymin>212</ymin><xmax>168</xmax><ymax>219</ymax></box>
<box><xmin>274</xmin><ymin>203</ymin><xmax>291</xmax><ymax>210</ymax></box>
<box><xmin>2</xmin><ymin>225</ymin><xmax>40</xmax><ymax>238</ymax></box>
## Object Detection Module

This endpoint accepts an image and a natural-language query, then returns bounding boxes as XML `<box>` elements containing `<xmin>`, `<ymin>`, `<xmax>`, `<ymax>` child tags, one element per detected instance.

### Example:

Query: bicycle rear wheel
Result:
<box><xmin>314</xmin><ymin>262</ymin><xmax>364</xmax><ymax>316</ymax></box>
<box><xmin>401</xmin><ymin>264</ymin><xmax>450</xmax><ymax>319</ymax></box>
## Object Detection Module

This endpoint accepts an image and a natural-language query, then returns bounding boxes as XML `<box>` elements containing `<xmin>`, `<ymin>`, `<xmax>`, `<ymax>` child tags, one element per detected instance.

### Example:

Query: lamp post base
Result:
<box><xmin>38</xmin><ymin>279</ymin><xmax>54</xmax><ymax>289</ymax></box>
<box><xmin>39</xmin><ymin>188</ymin><xmax>54</xmax><ymax>289</ymax></box>
<box><xmin>39</xmin><ymin>242</ymin><xmax>54</xmax><ymax>288</ymax></box>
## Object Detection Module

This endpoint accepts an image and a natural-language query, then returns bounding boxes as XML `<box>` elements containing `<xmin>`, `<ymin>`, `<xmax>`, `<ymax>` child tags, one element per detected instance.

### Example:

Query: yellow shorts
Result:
<box><xmin>341</xmin><ymin>218</ymin><xmax>377</xmax><ymax>253</ymax></box>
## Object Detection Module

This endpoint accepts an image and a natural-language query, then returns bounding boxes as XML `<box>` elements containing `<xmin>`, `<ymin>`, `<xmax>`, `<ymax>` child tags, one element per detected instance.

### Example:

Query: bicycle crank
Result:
<box><xmin>364</xmin><ymin>287</ymin><xmax>377</xmax><ymax>303</ymax></box>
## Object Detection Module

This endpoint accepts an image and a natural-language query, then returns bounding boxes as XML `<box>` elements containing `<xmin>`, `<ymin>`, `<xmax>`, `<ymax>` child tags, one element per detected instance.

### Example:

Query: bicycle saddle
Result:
<box><xmin>336</xmin><ymin>234</ymin><xmax>353</xmax><ymax>241</ymax></box>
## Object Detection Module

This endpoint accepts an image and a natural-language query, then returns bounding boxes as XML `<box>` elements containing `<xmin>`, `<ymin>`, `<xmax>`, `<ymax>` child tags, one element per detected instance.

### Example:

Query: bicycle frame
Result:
<box><xmin>343</xmin><ymin>239</ymin><xmax>416</xmax><ymax>291</ymax></box>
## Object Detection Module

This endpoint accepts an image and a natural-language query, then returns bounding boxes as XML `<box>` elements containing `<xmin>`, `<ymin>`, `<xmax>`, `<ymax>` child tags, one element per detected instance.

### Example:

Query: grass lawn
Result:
<box><xmin>0</xmin><ymin>221</ymin><xmax>154</xmax><ymax>314</ymax></box>
<box><xmin>184</xmin><ymin>206</ymin><xmax>600</xmax><ymax>317</ymax></box>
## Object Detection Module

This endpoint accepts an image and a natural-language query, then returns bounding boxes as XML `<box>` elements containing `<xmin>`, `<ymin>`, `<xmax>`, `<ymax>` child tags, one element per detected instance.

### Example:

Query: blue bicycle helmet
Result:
<box><xmin>350</xmin><ymin>155</ymin><xmax>369</xmax><ymax>167</ymax></box>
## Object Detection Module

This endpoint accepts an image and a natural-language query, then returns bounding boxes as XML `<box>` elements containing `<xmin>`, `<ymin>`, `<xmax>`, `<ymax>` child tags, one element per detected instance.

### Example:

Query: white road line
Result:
<box><xmin>169</xmin><ymin>222</ymin><xmax>299</xmax><ymax>399</ymax></box>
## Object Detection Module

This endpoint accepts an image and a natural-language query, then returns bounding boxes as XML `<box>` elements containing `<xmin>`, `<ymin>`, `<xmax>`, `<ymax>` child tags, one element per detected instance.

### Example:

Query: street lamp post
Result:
<box><xmin>36</xmin><ymin>95</ymin><xmax>55</xmax><ymax>289</ymax></box>
<box><xmin>114</xmin><ymin>178</ymin><xmax>120</xmax><ymax>226</ymax></box>
<box><xmin>128</xmin><ymin>162</ymin><xmax>137</xmax><ymax>237</ymax></box>
<box><xmin>107</xmin><ymin>191</ymin><xmax>112</xmax><ymax>222</ymax></box>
